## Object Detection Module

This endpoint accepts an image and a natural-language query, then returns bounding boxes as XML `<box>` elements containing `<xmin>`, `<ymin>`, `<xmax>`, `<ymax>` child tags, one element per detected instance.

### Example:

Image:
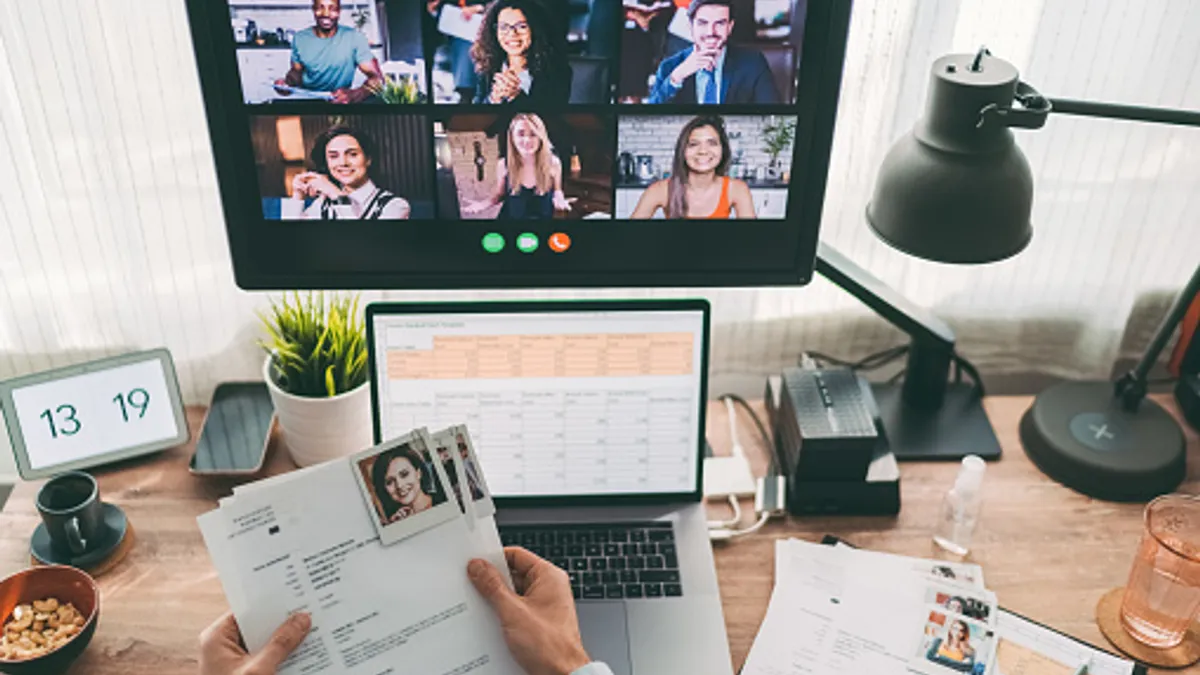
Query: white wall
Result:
<box><xmin>0</xmin><ymin>417</ymin><xmax>17</xmax><ymax>484</ymax></box>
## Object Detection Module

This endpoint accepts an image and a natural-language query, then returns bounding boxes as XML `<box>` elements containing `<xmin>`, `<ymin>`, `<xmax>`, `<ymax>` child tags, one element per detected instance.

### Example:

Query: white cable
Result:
<box><xmin>722</xmin><ymin>396</ymin><xmax>745</xmax><ymax>459</ymax></box>
<box><xmin>706</xmin><ymin>494</ymin><xmax>742</xmax><ymax>529</ymax></box>
<box><xmin>709</xmin><ymin>512</ymin><xmax>771</xmax><ymax>541</ymax></box>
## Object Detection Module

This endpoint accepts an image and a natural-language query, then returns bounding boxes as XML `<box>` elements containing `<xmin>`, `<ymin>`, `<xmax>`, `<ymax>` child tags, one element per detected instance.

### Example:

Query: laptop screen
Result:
<box><xmin>369</xmin><ymin>305</ymin><xmax>706</xmax><ymax>500</ymax></box>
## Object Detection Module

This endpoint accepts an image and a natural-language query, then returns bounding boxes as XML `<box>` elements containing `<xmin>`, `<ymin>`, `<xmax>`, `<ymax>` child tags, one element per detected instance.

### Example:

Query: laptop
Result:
<box><xmin>366</xmin><ymin>299</ymin><xmax>733</xmax><ymax>675</ymax></box>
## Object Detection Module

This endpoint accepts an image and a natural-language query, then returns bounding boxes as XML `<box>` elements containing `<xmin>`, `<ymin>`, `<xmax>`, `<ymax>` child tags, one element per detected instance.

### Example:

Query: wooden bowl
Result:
<box><xmin>0</xmin><ymin>566</ymin><xmax>99</xmax><ymax>675</ymax></box>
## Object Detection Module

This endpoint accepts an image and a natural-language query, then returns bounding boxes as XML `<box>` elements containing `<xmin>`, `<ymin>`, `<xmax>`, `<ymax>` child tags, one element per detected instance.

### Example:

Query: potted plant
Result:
<box><xmin>259</xmin><ymin>292</ymin><xmax>373</xmax><ymax>467</ymax></box>
<box><xmin>761</xmin><ymin>116</ymin><xmax>796</xmax><ymax>180</ymax></box>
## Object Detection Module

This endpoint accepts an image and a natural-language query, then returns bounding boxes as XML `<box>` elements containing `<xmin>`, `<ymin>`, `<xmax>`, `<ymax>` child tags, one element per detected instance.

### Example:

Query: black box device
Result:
<box><xmin>766</xmin><ymin>370</ymin><xmax>900</xmax><ymax>515</ymax></box>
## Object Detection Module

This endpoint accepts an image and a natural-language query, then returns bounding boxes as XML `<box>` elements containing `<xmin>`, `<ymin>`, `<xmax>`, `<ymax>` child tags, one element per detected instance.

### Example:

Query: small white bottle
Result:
<box><xmin>933</xmin><ymin>455</ymin><xmax>986</xmax><ymax>556</ymax></box>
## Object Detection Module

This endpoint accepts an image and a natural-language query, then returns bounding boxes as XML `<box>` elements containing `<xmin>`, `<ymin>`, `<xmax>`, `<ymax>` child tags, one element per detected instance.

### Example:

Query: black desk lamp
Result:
<box><xmin>862</xmin><ymin>47</ymin><xmax>1200</xmax><ymax>500</ymax></box>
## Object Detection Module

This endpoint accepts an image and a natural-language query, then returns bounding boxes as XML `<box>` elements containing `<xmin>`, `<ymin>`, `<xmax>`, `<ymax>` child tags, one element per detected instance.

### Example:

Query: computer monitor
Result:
<box><xmin>185</xmin><ymin>0</ymin><xmax>851</xmax><ymax>289</ymax></box>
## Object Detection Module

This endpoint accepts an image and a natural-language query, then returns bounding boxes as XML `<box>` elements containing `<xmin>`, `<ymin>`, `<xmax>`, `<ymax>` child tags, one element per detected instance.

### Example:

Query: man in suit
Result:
<box><xmin>647</xmin><ymin>0</ymin><xmax>781</xmax><ymax>104</ymax></box>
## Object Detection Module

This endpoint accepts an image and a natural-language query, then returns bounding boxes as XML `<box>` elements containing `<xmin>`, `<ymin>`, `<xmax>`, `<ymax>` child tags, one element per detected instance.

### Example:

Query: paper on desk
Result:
<box><xmin>995</xmin><ymin>611</ymin><xmax>1137</xmax><ymax>675</ymax></box>
<box><xmin>438</xmin><ymin>5</ymin><xmax>484</xmax><ymax>42</ymax></box>
<box><xmin>201</xmin><ymin>454</ymin><xmax>517</xmax><ymax>675</ymax></box>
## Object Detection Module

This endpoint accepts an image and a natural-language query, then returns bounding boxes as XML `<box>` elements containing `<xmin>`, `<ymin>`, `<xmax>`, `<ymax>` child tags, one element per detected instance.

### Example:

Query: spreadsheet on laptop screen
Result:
<box><xmin>372</xmin><ymin>310</ymin><xmax>705</xmax><ymax>498</ymax></box>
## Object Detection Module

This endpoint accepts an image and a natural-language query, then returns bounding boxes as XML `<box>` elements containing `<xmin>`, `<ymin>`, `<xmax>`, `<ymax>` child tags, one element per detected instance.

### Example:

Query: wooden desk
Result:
<box><xmin>0</xmin><ymin>396</ymin><xmax>1196</xmax><ymax>674</ymax></box>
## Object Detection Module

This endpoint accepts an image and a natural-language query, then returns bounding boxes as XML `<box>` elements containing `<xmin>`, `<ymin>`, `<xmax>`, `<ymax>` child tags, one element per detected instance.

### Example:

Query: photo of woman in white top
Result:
<box><xmin>288</xmin><ymin>126</ymin><xmax>411</xmax><ymax>220</ymax></box>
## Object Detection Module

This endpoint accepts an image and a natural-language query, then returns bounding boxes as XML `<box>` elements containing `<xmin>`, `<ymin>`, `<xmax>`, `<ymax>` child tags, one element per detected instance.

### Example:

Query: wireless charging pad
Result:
<box><xmin>1020</xmin><ymin>381</ymin><xmax>1186</xmax><ymax>502</ymax></box>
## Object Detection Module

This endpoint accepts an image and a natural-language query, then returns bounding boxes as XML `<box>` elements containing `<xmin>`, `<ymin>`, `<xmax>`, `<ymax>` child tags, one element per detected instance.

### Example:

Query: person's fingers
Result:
<box><xmin>199</xmin><ymin>612</ymin><xmax>241</xmax><ymax>651</ymax></box>
<box><xmin>468</xmin><ymin>558</ymin><xmax>523</xmax><ymax>620</ymax></box>
<box><xmin>503</xmin><ymin>546</ymin><xmax>544</xmax><ymax>577</ymax></box>
<box><xmin>246</xmin><ymin>612</ymin><xmax>311</xmax><ymax>671</ymax></box>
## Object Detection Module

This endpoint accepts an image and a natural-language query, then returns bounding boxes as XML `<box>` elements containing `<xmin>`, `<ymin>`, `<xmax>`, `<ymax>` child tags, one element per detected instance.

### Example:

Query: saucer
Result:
<box><xmin>31</xmin><ymin>502</ymin><xmax>128</xmax><ymax>569</ymax></box>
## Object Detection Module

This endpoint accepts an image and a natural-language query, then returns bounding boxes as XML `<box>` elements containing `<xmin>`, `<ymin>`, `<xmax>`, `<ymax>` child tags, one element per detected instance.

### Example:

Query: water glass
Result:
<box><xmin>1120</xmin><ymin>494</ymin><xmax>1200</xmax><ymax>648</ymax></box>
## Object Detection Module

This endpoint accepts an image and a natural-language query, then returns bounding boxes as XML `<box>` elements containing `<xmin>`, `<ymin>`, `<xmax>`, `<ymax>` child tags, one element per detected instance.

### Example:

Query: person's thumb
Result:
<box><xmin>247</xmin><ymin>612</ymin><xmax>311</xmax><ymax>671</ymax></box>
<box><xmin>468</xmin><ymin>559</ymin><xmax>521</xmax><ymax>618</ymax></box>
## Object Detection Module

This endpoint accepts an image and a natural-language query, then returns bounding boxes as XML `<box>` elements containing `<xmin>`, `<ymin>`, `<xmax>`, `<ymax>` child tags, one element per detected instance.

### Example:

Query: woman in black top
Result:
<box><xmin>462</xmin><ymin>113</ymin><xmax>575</xmax><ymax>219</ymax></box>
<box><xmin>470</xmin><ymin>0</ymin><xmax>572</xmax><ymax>104</ymax></box>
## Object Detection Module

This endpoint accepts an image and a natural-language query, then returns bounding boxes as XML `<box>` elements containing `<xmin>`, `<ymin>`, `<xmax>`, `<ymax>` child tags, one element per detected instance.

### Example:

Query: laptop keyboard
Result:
<box><xmin>499</xmin><ymin>522</ymin><xmax>682</xmax><ymax>600</ymax></box>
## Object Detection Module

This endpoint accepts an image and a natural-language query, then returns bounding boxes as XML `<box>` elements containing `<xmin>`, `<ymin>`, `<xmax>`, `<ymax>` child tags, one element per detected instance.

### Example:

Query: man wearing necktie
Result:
<box><xmin>647</xmin><ymin>0</ymin><xmax>782</xmax><ymax>105</ymax></box>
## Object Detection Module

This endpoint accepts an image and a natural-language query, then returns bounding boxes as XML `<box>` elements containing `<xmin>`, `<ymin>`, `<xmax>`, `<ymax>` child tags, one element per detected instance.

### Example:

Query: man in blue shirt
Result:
<box><xmin>647</xmin><ymin>0</ymin><xmax>782</xmax><ymax>105</ymax></box>
<box><xmin>274</xmin><ymin>0</ymin><xmax>384</xmax><ymax>104</ymax></box>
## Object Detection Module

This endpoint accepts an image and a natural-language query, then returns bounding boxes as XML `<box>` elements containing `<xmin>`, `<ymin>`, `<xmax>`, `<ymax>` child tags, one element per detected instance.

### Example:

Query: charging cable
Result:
<box><xmin>707</xmin><ymin>396</ymin><xmax>788</xmax><ymax>542</ymax></box>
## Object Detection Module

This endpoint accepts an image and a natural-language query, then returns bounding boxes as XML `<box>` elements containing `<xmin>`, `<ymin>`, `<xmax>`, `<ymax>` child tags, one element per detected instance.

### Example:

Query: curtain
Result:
<box><xmin>1</xmin><ymin>0</ymin><xmax>1198</xmax><ymax>480</ymax></box>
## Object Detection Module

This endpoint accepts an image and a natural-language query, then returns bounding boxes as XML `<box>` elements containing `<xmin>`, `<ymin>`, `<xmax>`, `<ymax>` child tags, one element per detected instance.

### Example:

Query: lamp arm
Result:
<box><xmin>1116</xmin><ymin>261</ymin><xmax>1200</xmax><ymax>411</ymax></box>
<box><xmin>1046</xmin><ymin>98</ymin><xmax>1200</xmax><ymax>128</ymax></box>
<box><xmin>816</xmin><ymin>242</ymin><xmax>959</xmax><ymax>409</ymax></box>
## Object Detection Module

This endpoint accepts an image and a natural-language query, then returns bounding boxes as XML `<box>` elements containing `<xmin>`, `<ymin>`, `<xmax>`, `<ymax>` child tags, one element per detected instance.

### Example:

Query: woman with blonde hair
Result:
<box><xmin>463</xmin><ymin>113</ymin><xmax>575</xmax><ymax>219</ymax></box>
<box><xmin>630</xmin><ymin>115</ymin><xmax>756</xmax><ymax>219</ymax></box>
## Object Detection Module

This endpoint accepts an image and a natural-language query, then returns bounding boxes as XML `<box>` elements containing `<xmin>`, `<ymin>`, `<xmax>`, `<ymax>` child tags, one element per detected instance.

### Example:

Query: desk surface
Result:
<box><xmin>0</xmin><ymin>395</ymin><xmax>1196</xmax><ymax>674</ymax></box>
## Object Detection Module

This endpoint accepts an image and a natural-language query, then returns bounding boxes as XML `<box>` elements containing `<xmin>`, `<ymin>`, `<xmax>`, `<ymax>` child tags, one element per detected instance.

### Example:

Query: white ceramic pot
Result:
<box><xmin>263</xmin><ymin>357</ymin><xmax>374</xmax><ymax>467</ymax></box>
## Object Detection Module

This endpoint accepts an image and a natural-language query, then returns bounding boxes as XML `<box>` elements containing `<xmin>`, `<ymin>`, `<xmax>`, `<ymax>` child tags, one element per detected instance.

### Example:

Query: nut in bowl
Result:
<box><xmin>0</xmin><ymin>566</ymin><xmax>98</xmax><ymax>675</ymax></box>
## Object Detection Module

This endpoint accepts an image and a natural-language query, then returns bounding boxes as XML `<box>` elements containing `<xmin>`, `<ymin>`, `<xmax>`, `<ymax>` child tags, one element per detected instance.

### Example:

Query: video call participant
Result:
<box><xmin>200</xmin><ymin>547</ymin><xmax>614</xmax><ymax>675</ymax></box>
<box><xmin>463</xmin><ymin>114</ymin><xmax>575</xmax><ymax>219</ymax></box>
<box><xmin>371</xmin><ymin>445</ymin><xmax>437</xmax><ymax>523</ymax></box>
<box><xmin>927</xmin><ymin>619</ymin><xmax>977</xmax><ymax>668</ymax></box>
<box><xmin>274</xmin><ymin>0</ymin><xmax>383</xmax><ymax>104</ymax></box>
<box><xmin>631</xmin><ymin>115</ymin><xmax>756</xmax><ymax>219</ymax></box>
<box><xmin>289</xmin><ymin>126</ymin><xmax>411</xmax><ymax>220</ymax></box>
<box><xmin>647</xmin><ymin>0</ymin><xmax>781</xmax><ymax>104</ymax></box>
<box><xmin>471</xmin><ymin>0</ymin><xmax>572</xmax><ymax>104</ymax></box>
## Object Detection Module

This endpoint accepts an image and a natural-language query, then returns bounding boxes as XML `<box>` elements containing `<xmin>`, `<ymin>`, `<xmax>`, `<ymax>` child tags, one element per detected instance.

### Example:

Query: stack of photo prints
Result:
<box><xmin>225</xmin><ymin>0</ymin><xmax>805</xmax><ymax>221</ymax></box>
<box><xmin>199</xmin><ymin>425</ymin><xmax>530</xmax><ymax>675</ymax></box>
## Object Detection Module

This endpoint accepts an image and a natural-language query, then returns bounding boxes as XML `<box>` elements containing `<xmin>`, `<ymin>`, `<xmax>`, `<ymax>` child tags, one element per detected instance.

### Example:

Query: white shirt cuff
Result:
<box><xmin>571</xmin><ymin>663</ymin><xmax>615</xmax><ymax>675</ymax></box>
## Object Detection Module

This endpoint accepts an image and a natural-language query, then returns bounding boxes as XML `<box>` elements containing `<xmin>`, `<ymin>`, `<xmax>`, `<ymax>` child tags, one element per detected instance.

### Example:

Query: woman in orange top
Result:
<box><xmin>630</xmin><ymin>115</ymin><xmax>756</xmax><ymax>219</ymax></box>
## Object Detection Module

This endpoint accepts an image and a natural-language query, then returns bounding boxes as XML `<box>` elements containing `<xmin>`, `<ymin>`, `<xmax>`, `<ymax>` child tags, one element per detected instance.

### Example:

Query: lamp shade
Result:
<box><xmin>867</xmin><ymin>53</ymin><xmax>1042</xmax><ymax>264</ymax></box>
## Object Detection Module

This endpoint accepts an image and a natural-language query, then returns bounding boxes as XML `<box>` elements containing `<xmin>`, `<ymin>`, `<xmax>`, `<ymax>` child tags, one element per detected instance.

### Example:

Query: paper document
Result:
<box><xmin>200</xmin><ymin>425</ymin><xmax>520</xmax><ymax>675</ymax></box>
<box><xmin>438</xmin><ymin>5</ymin><xmax>485</xmax><ymax>43</ymax></box>
<box><xmin>745</xmin><ymin>539</ymin><xmax>1140</xmax><ymax>675</ymax></box>
<box><xmin>272</xmin><ymin>84</ymin><xmax>335</xmax><ymax>101</ymax></box>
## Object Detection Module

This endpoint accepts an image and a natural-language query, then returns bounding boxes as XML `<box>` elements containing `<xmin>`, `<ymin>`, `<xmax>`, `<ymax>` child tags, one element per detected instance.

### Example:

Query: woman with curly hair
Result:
<box><xmin>470</xmin><ymin>0</ymin><xmax>572</xmax><ymax>104</ymax></box>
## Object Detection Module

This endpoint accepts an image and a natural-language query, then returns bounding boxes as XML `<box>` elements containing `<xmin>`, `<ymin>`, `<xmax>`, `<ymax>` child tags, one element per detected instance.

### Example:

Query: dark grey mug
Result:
<box><xmin>36</xmin><ymin>472</ymin><xmax>106</xmax><ymax>556</ymax></box>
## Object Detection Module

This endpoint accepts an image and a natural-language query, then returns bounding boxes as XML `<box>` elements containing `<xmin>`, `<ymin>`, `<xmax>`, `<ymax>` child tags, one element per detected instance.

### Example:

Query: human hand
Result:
<box><xmin>331</xmin><ymin>87</ymin><xmax>366</xmax><ymax>104</ymax></box>
<box><xmin>468</xmin><ymin>547</ymin><xmax>590</xmax><ymax>675</ymax></box>
<box><xmin>461</xmin><ymin>199</ymin><xmax>492</xmax><ymax>216</ymax></box>
<box><xmin>273</xmin><ymin>78</ymin><xmax>292</xmax><ymax>95</ymax></box>
<box><xmin>671</xmin><ymin>48</ymin><xmax>718</xmax><ymax>85</ymax></box>
<box><xmin>293</xmin><ymin>172</ymin><xmax>343</xmax><ymax>201</ymax></box>
<box><xmin>462</xmin><ymin>3</ymin><xmax>485</xmax><ymax>19</ymax></box>
<box><xmin>199</xmin><ymin>612</ymin><xmax>311</xmax><ymax>675</ymax></box>
<box><xmin>490</xmin><ymin>71</ymin><xmax>521</xmax><ymax>103</ymax></box>
<box><xmin>553</xmin><ymin>192</ymin><xmax>576</xmax><ymax>212</ymax></box>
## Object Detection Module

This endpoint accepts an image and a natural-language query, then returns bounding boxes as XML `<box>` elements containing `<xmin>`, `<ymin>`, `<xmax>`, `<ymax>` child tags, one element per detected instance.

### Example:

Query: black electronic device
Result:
<box><xmin>765</xmin><ymin>374</ymin><xmax>901</xmax><ymax>516</ymax></box>
<box><xmin>776</xmin><ymin>366</ymin><xmax>878</xmax><ymax>480</ymax></box>
<box><xmin>189</xmin><ymin>382</ymin><xmax>275</xmax><ymax>475</ymax></box>
<box><xmin>182</xmin><ymin>0</ymin><xmax>853</xmax><ymax>290</ymax></box>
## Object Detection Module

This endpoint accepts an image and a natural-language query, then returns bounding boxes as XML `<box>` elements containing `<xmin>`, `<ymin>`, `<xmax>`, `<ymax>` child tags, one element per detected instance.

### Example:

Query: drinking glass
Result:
<box><xmin>1120</xmin><ymin>494</ymin><xmax>1200</xmax><ymax>648</ymax></box>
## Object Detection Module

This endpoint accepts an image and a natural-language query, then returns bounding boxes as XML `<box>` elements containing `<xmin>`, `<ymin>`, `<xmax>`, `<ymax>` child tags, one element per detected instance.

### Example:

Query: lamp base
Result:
<box><xmin>872</xmin><ymin>382</ymin><xmax>1002</xmax><ymax>461</ymax></box>
<box><xmin>1019</xmin><ymin>381</ymin><xmax>1186</xmax><ymax>502</ymax></box>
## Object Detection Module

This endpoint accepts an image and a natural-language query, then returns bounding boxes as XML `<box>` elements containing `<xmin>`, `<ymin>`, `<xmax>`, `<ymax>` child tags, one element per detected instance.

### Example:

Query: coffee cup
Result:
<box><xmin>36</xmin><ymin>472</ymin><xmax>107</xmax><ymax>557</ymax></box>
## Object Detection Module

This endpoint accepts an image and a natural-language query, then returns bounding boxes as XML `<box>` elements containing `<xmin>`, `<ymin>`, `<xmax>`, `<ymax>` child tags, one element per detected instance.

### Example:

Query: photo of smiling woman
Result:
<box><xmin>289</xmin><ymin>125</ymin><xmax>410</xmax><ymax>220</ymax></box>
<box><xmin>367</xmin><ymin>444</ymin><xmax>447</xmax><ymax>525</ymax></box>
<box><xmin>630</xmin><ymin>115</ymin><xmax>755</xmax><ymax>219</ymax></box>
<box><xmin>470</xmin><ymin>0</ymin><xmax>572</xmax><ymax>104</ymax></box>
<box><xmin>461</xmin><ymin>113</ymin><xmax>574</xmax><ymax>219</ymax></box>
<box><xmin>252</xmin><ymin>114</ymin><xmax>436</xmax><ymax>220</ymax></box>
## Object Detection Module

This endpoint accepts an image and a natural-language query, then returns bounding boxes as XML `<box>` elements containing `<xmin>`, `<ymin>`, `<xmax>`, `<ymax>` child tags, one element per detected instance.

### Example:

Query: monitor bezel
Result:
<box><xmin>365</xmin><ymin>298</ymin><xmax>711</xmax><ymax>507</ymax></box>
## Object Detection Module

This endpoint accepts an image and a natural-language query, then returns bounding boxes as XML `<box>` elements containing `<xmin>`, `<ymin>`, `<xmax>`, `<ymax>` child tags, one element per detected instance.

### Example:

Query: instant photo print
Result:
<box><xmin>913</xmin><ymin>611</ymin><xmax>997</xmax><ymax>675</ymax></box>
<box><xmin>430</xmin><ymin>425</ymin><xmax>496</xmax><ymax>520</ymax></box>
<box><xmin>351</xmin><ymin>430</ymin><xmax>461</xmax><ymax>546</ymax></box>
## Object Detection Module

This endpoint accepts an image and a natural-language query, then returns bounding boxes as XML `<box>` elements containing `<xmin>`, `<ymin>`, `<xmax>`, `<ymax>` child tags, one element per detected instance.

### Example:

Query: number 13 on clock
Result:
<box><xmin>1</xmin><ymin>349</ymin><xmax>189</xmax><ymax>479</ymax></box>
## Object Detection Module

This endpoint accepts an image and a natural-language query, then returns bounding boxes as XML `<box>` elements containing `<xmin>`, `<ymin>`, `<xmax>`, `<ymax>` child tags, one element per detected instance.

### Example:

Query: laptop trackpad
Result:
<box><xmin>577</xmin><ymin>602</ymin><xmax>632</xmax><ymax>675</ymax></box>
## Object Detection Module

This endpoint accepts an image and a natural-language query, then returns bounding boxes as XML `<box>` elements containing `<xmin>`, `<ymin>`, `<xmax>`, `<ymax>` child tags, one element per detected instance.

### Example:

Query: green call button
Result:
<box><xmin>482</xmin><ymin>232</ymin><xmax>505</xmax><ymax>253</ymax></box>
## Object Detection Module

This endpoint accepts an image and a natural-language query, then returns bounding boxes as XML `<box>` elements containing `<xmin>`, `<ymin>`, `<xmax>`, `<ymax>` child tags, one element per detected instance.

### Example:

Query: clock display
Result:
<box><xmin>11</xmin><ymin>359</ymin><xmax>182</xmax><ymax>470</ymax></box>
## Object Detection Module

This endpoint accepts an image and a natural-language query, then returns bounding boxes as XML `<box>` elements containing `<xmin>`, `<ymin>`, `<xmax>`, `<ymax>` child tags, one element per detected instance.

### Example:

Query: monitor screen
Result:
<box><xmin>368</xmin><ymin>302</ymin><xmax>708</xmax><ymax>500</ymax></box>
<box><xmin>186</xmin><ymin>0</ymin><xmax>851</xmax><ymax>289</ymax></box>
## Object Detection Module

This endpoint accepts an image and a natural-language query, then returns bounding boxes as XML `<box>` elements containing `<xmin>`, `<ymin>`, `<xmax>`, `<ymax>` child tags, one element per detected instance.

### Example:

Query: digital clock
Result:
<box><xmin>1</xmin><ymin>348</ymin><xmax>190</xmax><ymax>479</ymax></box>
